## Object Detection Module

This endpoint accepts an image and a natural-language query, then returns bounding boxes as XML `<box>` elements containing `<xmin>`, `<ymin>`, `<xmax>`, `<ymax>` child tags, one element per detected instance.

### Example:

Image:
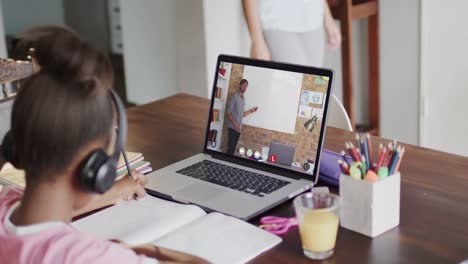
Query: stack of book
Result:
<box><xmin>0</xmin><ymin>152</ymin><xmax>152</xmax><ymax>189</ymax></box>
<box><xmin>116</xmin><ymin>152</ymin><xmax>152</xmax><ymax>179</ymax></box>
<box><xmin>211</xmin><ymin>109</ymin><xmax>220</xmax><ymax>122</ymax></box>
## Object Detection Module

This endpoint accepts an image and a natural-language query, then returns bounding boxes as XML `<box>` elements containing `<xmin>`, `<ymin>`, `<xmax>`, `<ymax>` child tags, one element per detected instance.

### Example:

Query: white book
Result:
<box><xmin>73</xmin><ymin>195</ymin><xmax>281</xmax><ymax>264</ymax></box>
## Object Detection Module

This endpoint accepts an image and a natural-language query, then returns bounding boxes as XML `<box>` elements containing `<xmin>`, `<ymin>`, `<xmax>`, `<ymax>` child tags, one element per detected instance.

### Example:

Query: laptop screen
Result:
<box><xmin>204</xmin><ymin>55</ymin><xmax>333</xmax><ymax>180</ymax></box>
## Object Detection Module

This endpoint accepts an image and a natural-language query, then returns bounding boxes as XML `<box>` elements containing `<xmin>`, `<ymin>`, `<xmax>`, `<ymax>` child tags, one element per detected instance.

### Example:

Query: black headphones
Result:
<box><xmin>1</xmin><ymin>90</ymin><xmax>128</xmax><ymax>194</ymax></box>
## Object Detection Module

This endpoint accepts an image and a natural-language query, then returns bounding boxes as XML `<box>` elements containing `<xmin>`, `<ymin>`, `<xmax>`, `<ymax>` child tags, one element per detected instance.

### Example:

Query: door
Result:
<box><xmin>420</xmin><ymin>0</ymin><xmax>468</xmax><ymax>156</ymax></box>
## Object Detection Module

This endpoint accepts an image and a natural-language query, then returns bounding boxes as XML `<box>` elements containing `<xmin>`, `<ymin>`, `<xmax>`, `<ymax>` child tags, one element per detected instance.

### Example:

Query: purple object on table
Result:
<box><xmin>318</xmin><ymin>149</ymin><xmax>353</xmax><ymax>186</ymax></box>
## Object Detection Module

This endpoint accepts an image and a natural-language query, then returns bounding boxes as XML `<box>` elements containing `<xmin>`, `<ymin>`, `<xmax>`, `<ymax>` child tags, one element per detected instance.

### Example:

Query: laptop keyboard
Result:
<box><xmin>176</xmin><ymin>160</ymin><xmax>291</xmax><ymax>197</ymax></box>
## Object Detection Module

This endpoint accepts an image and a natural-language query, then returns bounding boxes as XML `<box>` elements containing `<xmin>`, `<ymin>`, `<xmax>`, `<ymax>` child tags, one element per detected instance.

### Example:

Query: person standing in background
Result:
<box><xmin>242</xmin><ymin>0</ymin><xmax>341</xmax><ymax>67</ymax></box>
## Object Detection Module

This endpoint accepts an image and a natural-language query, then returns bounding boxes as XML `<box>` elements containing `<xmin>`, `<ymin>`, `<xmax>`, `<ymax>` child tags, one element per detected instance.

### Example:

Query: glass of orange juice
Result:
<box><xmin>293</xmin><ymin>192</ymin><xmax>340</xmax><ymax>260</ymax></box>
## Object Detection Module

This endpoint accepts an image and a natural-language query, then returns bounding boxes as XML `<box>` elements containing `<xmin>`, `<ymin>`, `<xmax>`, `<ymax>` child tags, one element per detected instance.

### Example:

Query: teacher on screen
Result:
<box><xmin>226</xmin><ymin>79</ymin><xmax>258</xmax><ymax>155</ymax></box>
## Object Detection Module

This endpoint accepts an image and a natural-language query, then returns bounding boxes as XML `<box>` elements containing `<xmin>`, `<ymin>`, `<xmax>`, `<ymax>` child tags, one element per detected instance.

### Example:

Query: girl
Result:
<box><xmin>0</xmin><ymin>26</ymin><xmax>208</xmax><ymax>264</ymax></box>
<box><xmin>1</xmin><ymin>25</ymin><xmax>147</xmax><ymax>221</ymax></box>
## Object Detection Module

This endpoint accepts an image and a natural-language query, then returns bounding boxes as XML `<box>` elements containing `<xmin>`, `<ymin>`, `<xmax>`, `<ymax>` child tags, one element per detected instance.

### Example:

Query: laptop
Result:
<box><xmin>146</xmin><ymin>55</ymin><xmax>334</xmax><ymax>220</ymax></box>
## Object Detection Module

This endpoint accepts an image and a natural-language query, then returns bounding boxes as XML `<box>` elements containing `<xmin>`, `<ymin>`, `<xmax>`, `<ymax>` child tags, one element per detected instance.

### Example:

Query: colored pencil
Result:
<box><xmin>338</xmin><ymin>159</ymin><xmax>350</xmax><ymax>174</ymax></box>
<box><xmin>376</xmin><ymin>146</ymin><xmax>387</xmax><ymax>172</ymax></box>
<box><xmin>394</xmin><ymin>147</ymin><xmax>405</xmax><ymax>173</ymax></box>
<box><xmin>363</xmin><ymin>138</ymin><xmax>370</xmax><ymax>169</ymax></box>
<box><xmin>375</xmin><ymin>143</ymin><xmax>383</xmax><ymax>170</ymax></box>
<box><xmin>348</xmin><ymin>142</ymin><xmax>361</xmax><ymax>161</ymax></box>
<box><xmin>340</xmin><ymin>150</ymin><xmax>350</xmax><ymax>166</ymax></box>
<box><xmin>355</xmin><ymin>134</ymin><xmax>361</xmax><ymax>152</ymax></box>
<box><xmin>366</xmin><ymin>133</ymin><xmax>374</xmax><ymax>168</ymax></box>
<box><xmin>360</xmin><ymin>154</ymin><xmax>367</xmax><ymax>176</ymax></box>
<box><xmin>383</xmin><ymin>143</ymin><xmax>393</xmax><ymax>167</ymax></box>
<box><xmin>345</xmin><ymin>142</ymin><xmax>353</xmax><ymax>161</ymax></box>
<box><xmin>346</xmin><ymin>142</ymin><xmax>355</xmax><ymax>161</ymax></box>
<box><xmin>343</xmin><ymin>160</ymin><xmax>350</xmax><ymax>174</ymax></box>
<box><xmin>388</xmin><ymin>146</ymin><xmax>401</xmax><ymax>175</ymax></box>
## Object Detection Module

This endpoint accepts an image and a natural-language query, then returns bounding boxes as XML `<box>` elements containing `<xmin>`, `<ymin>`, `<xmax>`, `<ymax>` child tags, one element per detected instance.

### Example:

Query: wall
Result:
<box><xmin>0</xmin><ymin>2</ymin><xmax>7</xmax><ymax>57</ymax></box>
<box><xmin>420</xmin><ymin>0</ymin><xmax>468</xmax><ymax>156</ymax></box>
<box><xmin>120</xmin><ymin>0</ymin><xmax>178</xmax><ymax>104</ymax></box>
<box><xmin>202</xmin><ymin>0</ymin><xmax>250</xmax><ymax>98</ymax></box>
<box><xmin>63</xmin><ymin>0</ymin><xmax>110</xmax><ymax>53</ymax></box>
<box><xmin>175</xmin><ymin>0</ymin><xmax>207</xmax><ymax>98</ymax></box>
<box><xmin>120</xmin><ymin>0</ymin><xmax>208</xmax><ymax>104</ymax></box>
<box><xmin>1</xmin><ymin>0</ymin><xmax>64</xmax><ymax>36</ymax></box>
<box><xmin>379</xmin><ymin>0</ymin><xmax>420</xmax><ymax>144</ymax></box>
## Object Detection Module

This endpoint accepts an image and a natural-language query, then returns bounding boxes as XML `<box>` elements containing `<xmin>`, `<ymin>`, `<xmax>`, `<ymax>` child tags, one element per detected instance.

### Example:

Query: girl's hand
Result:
<box><xmin>128</xmin><ymin>244</ymin><xmax>211</xmax><ymax>264</ymax></box>
<box><xmin>118</xmin><ymin>171</ymin><xmax>148</xmax><ymax>201</ymax></box>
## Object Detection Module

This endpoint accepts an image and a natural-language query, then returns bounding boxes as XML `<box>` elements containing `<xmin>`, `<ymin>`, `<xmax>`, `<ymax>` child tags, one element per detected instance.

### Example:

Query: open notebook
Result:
<box><xmin>73</xmin><ymin>195</ymin><xmax>281</xmax><ymax>264</ymax></box>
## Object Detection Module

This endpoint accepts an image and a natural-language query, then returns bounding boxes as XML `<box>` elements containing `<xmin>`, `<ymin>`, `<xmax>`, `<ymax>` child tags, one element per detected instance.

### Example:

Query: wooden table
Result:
<box><xmin>126</xmin><ymin>94</ymin><xmax>468</xmax><ymax>264</ymax></box>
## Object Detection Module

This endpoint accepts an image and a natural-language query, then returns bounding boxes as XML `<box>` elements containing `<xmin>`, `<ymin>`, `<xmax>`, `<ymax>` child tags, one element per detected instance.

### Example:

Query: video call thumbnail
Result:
<box><xmin>207</xmin><ymin>62</ymin><xmax>329</xmax><ymax>175</ymax></box>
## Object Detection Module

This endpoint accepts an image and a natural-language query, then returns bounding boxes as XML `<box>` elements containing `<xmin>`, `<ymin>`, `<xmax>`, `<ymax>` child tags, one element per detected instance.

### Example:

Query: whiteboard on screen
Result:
<box><xmin>241</xmin><ymin>66</ymin><xmax>302</xmax><ymax>134</ymax></box>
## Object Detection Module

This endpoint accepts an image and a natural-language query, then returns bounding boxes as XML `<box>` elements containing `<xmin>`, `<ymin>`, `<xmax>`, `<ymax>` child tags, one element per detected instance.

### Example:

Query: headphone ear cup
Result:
<box><xmin>94</xmin><ymin>158</ymin><xmax>117</xmax><ymax>194</ymax></box>
<box><xmin>1</xmin><ymin>131</ymin><xmax>21</xmax><ymax>168</ymax></box>
<box><xmin>79</xmin><ymin>149</ymin><xmax>116</xmax><ymax>194</ymax></box>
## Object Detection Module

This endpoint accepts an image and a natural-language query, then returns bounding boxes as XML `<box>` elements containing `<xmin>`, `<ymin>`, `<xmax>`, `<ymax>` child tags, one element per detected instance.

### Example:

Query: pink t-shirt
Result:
<box><xmin>0</xmin><ymin>187</ymin><xmax>156</xmax><ymax>264</ymax></box>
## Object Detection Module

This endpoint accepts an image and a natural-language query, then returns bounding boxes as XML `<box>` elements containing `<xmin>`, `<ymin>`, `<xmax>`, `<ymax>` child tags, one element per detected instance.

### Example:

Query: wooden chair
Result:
<box><xmin>328</xmin><ymin>0</ymin><xmax>380</xmax><ymax>135</ymax></box>
<box><xmin>328</xmin><ymin>94</ymin><xmax>353</xmax><ymax>131</ymax></box>
<box><xmin>0</xmin><ymin>58</ymin><xmax>34</xmax><ymax>140</ymax></box>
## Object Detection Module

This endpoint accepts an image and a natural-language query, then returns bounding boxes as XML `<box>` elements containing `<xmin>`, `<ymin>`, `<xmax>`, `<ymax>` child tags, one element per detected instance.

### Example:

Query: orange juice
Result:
<box><xmin>299</xmin><ymin>209</ymin><xmax>339</xmax><ymax>252</ymax></box>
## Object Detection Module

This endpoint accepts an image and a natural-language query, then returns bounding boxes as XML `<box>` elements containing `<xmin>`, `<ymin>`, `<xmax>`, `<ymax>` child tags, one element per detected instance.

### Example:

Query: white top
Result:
<box><xmin>259</xmin><ymin>0</ymin><xmax>325</xmax><ymax>33</ymax></box>
<box><xmin>4</xmin><ymin>202</ymin><xmax>66</xmax><ymax>236</ymax></box>
<box><xmin>4</xmin><ymin>202</ymin><xmax>158</xmax><ymax>264</ymax></box>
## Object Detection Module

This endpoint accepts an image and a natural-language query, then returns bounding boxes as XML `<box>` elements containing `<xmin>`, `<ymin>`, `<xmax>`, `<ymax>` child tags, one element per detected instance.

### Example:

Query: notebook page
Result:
<box><xmin>153</xmin><ymin>212</ymin><xmax>282</xmax><ymax>264</ymax></box>
<box><xmin>73</xmin><ymin>195</ymin><xmax>206</xmax><ymax>245</ymax></box>
<box><xmin>0</xmin><ymin>163</ymin><xmax>25</xmax><ymax>188</ymax></box>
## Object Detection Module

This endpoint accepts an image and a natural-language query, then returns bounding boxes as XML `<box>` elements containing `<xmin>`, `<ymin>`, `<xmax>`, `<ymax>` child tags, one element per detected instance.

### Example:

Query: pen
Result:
<box><xmin>121</xmin><ymin>150</ymin><xmax>134</xmax><ymax>179</ymax></box>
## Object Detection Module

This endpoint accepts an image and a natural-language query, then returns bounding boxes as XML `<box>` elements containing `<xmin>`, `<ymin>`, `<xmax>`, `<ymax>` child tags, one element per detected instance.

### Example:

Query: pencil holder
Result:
<box><xmin>339</xmin><ymin>173</ymin><xmax>400</xmax><ymax>238</ymax></box>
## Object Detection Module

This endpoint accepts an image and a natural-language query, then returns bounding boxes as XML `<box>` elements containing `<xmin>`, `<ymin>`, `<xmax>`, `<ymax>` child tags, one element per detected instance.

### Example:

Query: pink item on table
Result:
<box><xmin>259</xmin><ymin>216</ymin><xmax>298</xmax><ymax>235</ymax></box>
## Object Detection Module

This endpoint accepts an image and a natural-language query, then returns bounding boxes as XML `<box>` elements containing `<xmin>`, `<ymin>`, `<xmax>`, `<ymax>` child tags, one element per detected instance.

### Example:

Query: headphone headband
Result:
<box><xmin>78</xmin><ymin>89</ymin><xmax>128</xmax><ymax>193</ymax></box>
<box><xmin>109</xmin><ymin>89</ymin><xmax>127</xmax><ymax>164</ymax></box>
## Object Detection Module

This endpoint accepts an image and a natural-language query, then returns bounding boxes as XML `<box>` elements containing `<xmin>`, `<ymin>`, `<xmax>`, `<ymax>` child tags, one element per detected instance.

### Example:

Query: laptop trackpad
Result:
<box><xmin>173</xmin><ymin>183</ymin><xmax>225</xmax><ymax>203</ymax></box>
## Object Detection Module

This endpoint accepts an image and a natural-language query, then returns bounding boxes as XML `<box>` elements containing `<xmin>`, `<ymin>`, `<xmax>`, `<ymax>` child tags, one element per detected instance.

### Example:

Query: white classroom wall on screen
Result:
<box><xmin>242</xmin><ymin>65</ymin><xmax>302</xmax><ymax>134</ymax></box>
